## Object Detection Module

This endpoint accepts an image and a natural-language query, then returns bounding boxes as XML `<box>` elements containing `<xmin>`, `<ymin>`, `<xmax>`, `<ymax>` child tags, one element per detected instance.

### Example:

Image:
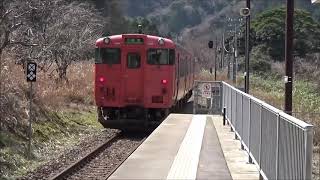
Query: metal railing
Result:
<box><xmin>222</xmin><ymin>82</ymin><xmax>314</xmax><ymax>180</ymax></box>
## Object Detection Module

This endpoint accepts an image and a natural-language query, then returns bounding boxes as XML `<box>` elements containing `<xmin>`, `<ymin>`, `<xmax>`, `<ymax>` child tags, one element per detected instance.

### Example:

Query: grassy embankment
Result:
<box><xmin>249</xmin><ymin>75</ymin><xmax>320</xmax><ymax>145</ymax></box>
<box><xmin>250</xmin><ymin>75</ymin><xmax>320</xmax><ymax>179</ymax></box>
<box><xmin>0</xmin><ymin>61</ymin><xmax>102</xmax><ymax>178</ymax></box>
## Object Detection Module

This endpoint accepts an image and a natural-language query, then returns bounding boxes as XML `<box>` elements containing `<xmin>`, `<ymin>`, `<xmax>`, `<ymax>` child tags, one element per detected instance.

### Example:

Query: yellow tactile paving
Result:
<box><xmin>166</xmin><ymin>115</ymin><xmax>206</xmax><ymax>180</ymax></box>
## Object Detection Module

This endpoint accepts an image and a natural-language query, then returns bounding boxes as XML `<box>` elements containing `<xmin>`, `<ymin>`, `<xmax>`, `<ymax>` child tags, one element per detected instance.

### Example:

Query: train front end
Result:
<box><xmin>94</xmin><ymin>34</ymin><xmax>176</xmax><ymax>130</ymax></box>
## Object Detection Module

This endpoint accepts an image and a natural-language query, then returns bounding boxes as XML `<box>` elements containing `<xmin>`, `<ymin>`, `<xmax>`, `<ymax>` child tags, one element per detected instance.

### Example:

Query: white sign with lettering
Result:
<box><xmin>201</xmin><ymin>83</ymin><xmax>211</xmax><ymax>98</ymax></box>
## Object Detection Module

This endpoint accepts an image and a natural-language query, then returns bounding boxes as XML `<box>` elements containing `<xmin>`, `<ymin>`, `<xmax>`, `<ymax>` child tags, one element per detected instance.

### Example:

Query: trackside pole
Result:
<box><xmin>28</xmin><ymin>82</ymin><xmax>33</xmax><ymax>158</ymax></box>
<box><xmin>26</xmin><ymin>62</ymin><xmax>37</xmax><ymax>158</ymax></box>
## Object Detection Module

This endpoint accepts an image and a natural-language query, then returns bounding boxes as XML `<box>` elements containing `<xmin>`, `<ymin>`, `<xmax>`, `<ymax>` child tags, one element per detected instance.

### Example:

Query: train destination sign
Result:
<box><xmin>125</xmin><ymin>38</ymin><xmax>144</xmax><ymax>45</ymax></box>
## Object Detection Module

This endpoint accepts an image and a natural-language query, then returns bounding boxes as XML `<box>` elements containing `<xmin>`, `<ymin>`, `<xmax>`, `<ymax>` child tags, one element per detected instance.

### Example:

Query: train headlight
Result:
<box><xmin>103</xmin><ymin>37</ymin><xmax>111</xmax><ymax>44</ymax></box>
<box><xmin>158</xmin><ymin>38</ymin><xmax>165</xmax><ymax>45</ymax></box>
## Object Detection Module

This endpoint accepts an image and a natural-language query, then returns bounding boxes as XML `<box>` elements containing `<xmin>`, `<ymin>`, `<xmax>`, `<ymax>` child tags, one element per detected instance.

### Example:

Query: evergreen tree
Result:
<box><xmin>239</xmin><ymin>7</ymin><xmax>320</xmax><ymax>61</ymax></box>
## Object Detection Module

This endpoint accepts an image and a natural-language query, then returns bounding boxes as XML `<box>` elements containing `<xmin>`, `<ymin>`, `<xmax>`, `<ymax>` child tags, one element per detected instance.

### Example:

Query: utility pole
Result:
<box><xmin>233</xmin><ymin>23</ymin><xmax>237</xmax><ymax>84</ymax></box>
<box><xmin>227</xmin><ymin>19</ymin><xmax>232</xmax><ymax>80</ymax></box>
<box><xmin>214</xmin><ymin>36</ymin><xmax>218</xmax><ymax>80</ymax></box>
<box><xmin>221</xmin><ymin>37</ymin><xmax>224</xmax><ymax>68</ymax></box>
<box><xmin>224</xmin><ymin>32</ymin><xmax>231</xmax><ymax>80</ymax></box>
<box><xmin>244</xmin><ymin>0</ymin><xmax>251</xmax><ymax>93</ymax></box>
<box><xmin>222</xmin><ymin>29</ymin><xmax>234</xmax><ymax>79</ymax></box>
<box><xmin>285</xmin><ymin>0</ymin><xmax>294</xmax><ymax>115</ymax></box>
<box><xmin>227</xmin><ymin>53</ymin><xmax>231</xmax><ymax>79</ymax></box>
<box><xmin>220</xmin><ymin>38</ymin><xmax>224</xmax><ymax>70</ymax></box>
<box><xmin>208</xmin><ymin>40</ymin><xmax>214</xmax><ymax>75</ymax></box>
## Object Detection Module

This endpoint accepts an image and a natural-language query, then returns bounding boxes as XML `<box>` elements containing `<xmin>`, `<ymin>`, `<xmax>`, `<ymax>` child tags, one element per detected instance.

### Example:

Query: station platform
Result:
<box><xmin>109</xmin><ymin>114</ymin><xmax>259</xmax><ymax>180</ymax></box>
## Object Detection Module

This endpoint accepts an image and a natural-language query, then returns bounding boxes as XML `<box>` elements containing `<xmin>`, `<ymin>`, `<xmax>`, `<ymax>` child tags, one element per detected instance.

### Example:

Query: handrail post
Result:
<box><xmin>223</xmin><ymin>107</ymin><xmax>226</xmax><ymax>126</ymax></box>
<box><xmin>234</xmin><ymin>91</ymin><xmax>238</xmax><ymax>139</ymax></box>
<box><xmin>248</xmin><ymin>98</ymin><xmax>252</xmax><ymax>163</ymax></box>
<box><xmin>230</xmin><ymin>87</ymin><xmax>233</xmax><ymax>131</ymax></box>
<box><xmin>227</xmin><ymin>87</ymin><xmax>230</xmax><ymax>125</ymax></box>
<box><xmin>304</xmin><ymin>125</ymin><xmax>313</xmax><ymax>180</ymax></box>
<box><xmin>241</xmin><ymin>94</ymin><xmax>244</xmax><ymax>150</ymax></box>
<box><xmin>193</xmin><ymin>87</ymin><xmax>196</xmax><ymax>114</ymax></box>
<box><xmin>259</xmin><ymin>104</ymin><xmax>263</xmax><ymax>178</ymax></box>
<box><xmin>276</xmin><ymin>113</ymin><xmax>280</xmax><ymax>179</ymax></box>
<box><xmin>220</xmin><ymin>82</ymin><xmax>223</xmax><ymax>114</ymax></box>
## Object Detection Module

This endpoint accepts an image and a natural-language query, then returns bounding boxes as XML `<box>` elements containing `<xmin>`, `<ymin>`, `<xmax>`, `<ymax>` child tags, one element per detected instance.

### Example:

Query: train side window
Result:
<box><xmin>179</xmin><ymin>59</ymin><xmax>183</xmax><ymax>77</ymax></box>
<box><xmin>184</xmin><ymin>59</ymin><xmax>186</xmax><ymax>76</ymax></box>
<box><xmin>127</xmin><ymin>53</ymin><xmax>141</xmax><ymax>69</ymax></box>
<box><xmin>169</xmin><ymin>49</ymin><xmax>175</xmax><ymax>64</ymax></box>
<box><xmin>180</xmin><ymin>58</ymin><xmax>185</xmax><ymax>77</ymax></box>
<box><xmin>184</xmin><ymin>60</ymin><xmax>186</xmax><ymax>76</ymax></box>
<box><xmin>95</xmin><ymin>48</ymin><xmax>121</xmax><ymax>64</ymax></box>
<box><xmin>176</xmin><ymin>54</ymin><xmax>180</xmax><ymax>77</ymax></box>
<box><xmin>181</xmin><ymin>59</ymin><xmax>184</xmax><ymax>77</ymax></box>
<box><xmin>186</xmin><ymin>58</ymin><xmax>188</xmax><ymax>75</ymax></box>
<box><xmin>188</xmin><ymin>58</ymin><xmax>191</xmax><ymax>75</ymax></box>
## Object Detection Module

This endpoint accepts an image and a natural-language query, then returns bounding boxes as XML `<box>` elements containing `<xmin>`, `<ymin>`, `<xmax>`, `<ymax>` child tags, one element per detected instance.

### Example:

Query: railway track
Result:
<box><xmin>49</xmin><ymin>133</ymin><xmax>147</xmax><ymax>180</ymax></box>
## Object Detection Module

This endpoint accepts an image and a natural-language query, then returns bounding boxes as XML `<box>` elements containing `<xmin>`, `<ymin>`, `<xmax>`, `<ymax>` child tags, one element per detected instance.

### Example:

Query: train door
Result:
<box><xmin>123</xmin><ymin>48</ymin><xmax>144</xmax><ymax>104</ymax></box>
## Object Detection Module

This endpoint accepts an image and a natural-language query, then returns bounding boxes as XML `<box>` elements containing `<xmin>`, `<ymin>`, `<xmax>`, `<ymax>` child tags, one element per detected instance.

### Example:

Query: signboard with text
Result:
<box><xmin>201</xmin><ymin>83</ymin><xmax>211</xmax><ymax>98</ymax></box>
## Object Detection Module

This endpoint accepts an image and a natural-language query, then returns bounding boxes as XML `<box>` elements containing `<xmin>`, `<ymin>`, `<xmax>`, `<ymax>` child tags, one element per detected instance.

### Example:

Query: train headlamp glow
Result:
<box><xmin>103</xmin><ymin>37</ymin><xmax>111</xmax><ymax>44</ymax></box>
<box><xmin>158</xmin><ymin>38</ymin><xmax>165</xmax><ymax>45</ymax></box>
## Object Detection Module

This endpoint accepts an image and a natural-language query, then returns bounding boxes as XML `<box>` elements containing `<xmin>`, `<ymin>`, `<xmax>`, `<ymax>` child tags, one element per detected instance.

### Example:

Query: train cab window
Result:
<box><xmin>127</xmin><ymin>53</ymin><xmax>141</xmax><ymax>69</ymax></box>
<box><xmin>95</xmin><ymin>48</ymin><xmax>121</xmax><ymax>64</ymax></box>
<box><xmin>147</xmin><ymin>49</ymin><xmax>175</xmax><ymax>65</ymax></box>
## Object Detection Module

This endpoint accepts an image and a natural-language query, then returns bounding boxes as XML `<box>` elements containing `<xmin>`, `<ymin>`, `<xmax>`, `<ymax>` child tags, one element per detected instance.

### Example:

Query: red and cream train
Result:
<box><xmin>94</xmin><ymin>34</ymin><xmax>196</xmax><ymax>130</ymax></box>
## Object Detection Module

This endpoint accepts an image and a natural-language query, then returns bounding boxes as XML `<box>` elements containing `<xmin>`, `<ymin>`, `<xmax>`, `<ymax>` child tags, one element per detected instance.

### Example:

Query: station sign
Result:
<box><xmin>201</xmin><ymin>83</ymin><xmax>212</xmax><ymax>98</ymax></box>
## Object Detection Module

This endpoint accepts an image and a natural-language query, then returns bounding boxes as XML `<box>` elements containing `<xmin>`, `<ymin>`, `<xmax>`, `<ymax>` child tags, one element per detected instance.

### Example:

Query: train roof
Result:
<box><xmin>96</xmin><ymin>34</ymin><xmax>174</xmax><ymax>47</ymax></box>
<box><xmin>95</xmin><ymin>34</ymin><xmax>193</xmax><ymax>57</ymax></box>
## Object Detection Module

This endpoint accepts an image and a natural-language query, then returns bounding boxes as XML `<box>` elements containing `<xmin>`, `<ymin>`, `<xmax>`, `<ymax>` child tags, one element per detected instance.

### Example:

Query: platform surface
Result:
<box><xmin>109</xmin><ymin>114</ymin><xmax>259</xmax><ymax>180</ymax></box>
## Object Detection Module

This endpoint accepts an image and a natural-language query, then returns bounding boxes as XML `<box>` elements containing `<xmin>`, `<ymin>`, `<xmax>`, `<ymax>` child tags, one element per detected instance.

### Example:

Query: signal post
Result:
<box><xmin>26</xmin><ymin>62</ymin><xmax>37</xmax><ymax>157</ymax></box>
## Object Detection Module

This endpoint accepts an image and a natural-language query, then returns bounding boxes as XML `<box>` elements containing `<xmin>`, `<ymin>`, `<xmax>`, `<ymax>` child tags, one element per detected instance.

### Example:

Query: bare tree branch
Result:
<box><xmin>0</xmin><ymin>9</ymin><xmax>12</xmax><ymax>25</ymax></box>
<box><xmin>9</xmin><ymin>40</ymin><xmax>38</xmax><ymax>46</ymax></box>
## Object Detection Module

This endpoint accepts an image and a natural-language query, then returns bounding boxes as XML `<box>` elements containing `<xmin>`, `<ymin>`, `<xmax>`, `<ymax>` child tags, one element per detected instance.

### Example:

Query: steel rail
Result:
<box><xmin>104</xmin><ymin>136</ymin><xmax>147</xmax><ymax>179</ymax></box>
<box><xmin>50</xmin><ymin>133</ymin><xmax>120</xmax><ymax>180</ymax></box>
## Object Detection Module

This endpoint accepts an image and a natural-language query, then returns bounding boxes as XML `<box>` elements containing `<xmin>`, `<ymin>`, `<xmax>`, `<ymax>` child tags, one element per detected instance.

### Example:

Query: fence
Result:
<box><xmin>221</xmin><ymin>82</ymin><xmax>314</xmax><ymax>180</ymax></box>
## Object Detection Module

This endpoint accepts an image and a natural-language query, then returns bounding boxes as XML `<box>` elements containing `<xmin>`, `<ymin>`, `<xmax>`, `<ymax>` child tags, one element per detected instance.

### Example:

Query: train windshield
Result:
<box><xmin>95</xmin><ymin>48</ymin><xmax>121</xmax><ymax>64</ymax></box>
<box><xmin>147</xmin><ymin>49</ymin><xmax>175</xmax><ymax>65</ymax></box>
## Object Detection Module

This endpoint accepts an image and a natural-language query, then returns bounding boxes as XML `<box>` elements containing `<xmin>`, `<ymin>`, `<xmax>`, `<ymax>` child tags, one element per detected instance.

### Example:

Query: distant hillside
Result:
<box><xmin>112</xmin><ymin>0</ymin><xmax>320</xmax><ymax>40</ymax></box>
